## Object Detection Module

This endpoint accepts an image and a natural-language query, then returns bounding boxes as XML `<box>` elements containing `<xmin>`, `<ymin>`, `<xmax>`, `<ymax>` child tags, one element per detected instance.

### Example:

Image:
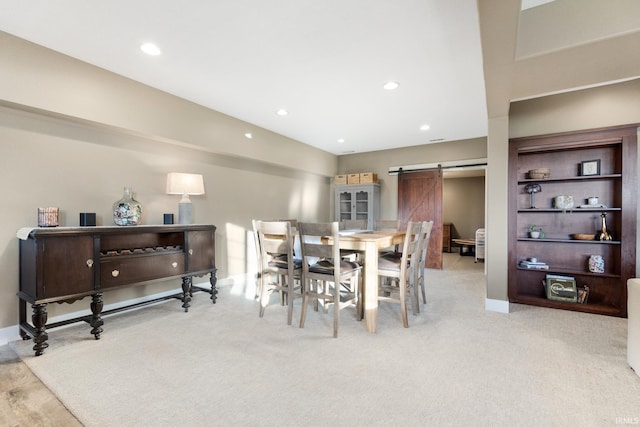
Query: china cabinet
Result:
<box><xmin>335</xmin><ymin>183</ymin><xmax>380</xmax><ymax>230</ymax></box>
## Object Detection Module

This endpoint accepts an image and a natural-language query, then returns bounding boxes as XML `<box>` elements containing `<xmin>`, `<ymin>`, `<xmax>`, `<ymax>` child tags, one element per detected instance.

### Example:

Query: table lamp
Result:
<box><xmin>166</xmin><ymin>173</ymin><xmax>205</xmax><ymax>224</ymax></box>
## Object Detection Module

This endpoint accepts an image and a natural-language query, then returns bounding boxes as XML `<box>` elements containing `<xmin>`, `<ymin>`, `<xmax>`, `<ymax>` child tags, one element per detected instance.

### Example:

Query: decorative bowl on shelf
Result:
<box><xmin>528</xmin><ymin>168</ymin><xmax>550</xmax><ymax>179</ymax></box>
<box><xmin>570</xmin><ymin>233</ymin><xmax>596</xmax><ymax>240</ymax></box>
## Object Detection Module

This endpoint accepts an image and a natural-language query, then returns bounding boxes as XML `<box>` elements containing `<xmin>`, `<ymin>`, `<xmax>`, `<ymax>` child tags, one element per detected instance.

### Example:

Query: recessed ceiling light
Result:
<box><xmin>420</xmin><ymin>124</ymin><xmax>431</xmax><ymax>131</ymax></box>
<box><xmin>140</xmin><ymin>43</ymin><xmax>161</xmax><ymax>56</ymax></box>
<box><xmin>338</xmin><ymin>138</ymin><xmax>345</xmax><ymax>143</ymax></box>
<box><xmin>276</xmin><ymin>109</ymin><xmax>288</xmax><ymax>116</ymax></box>
<box><xmin>244</xmin><ymin>133</ymin><xmax>253</xmax><ymax>139</ymax></box>
<box><xmin>383</xmin><ymin>81</ymin><xmax>399</xmax><ymax>90</ymax></box>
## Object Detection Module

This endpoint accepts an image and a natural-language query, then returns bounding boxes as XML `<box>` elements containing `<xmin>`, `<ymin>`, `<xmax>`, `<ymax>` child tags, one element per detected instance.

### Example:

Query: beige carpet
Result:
<box><xmin>10</xmin><ymin>254</ymin><xmax>640</xmax><ymax>426</ymax></box>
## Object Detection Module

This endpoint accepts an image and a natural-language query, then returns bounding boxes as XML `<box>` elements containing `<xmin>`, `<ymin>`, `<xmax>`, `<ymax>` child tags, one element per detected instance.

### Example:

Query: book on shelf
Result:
<box><xmin>544</xmin><ymin>274</ymin><xmax>577</xmax><ymax>302</ymax></box>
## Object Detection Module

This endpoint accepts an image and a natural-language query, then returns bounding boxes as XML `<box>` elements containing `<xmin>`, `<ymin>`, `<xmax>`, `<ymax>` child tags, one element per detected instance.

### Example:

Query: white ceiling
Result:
<box><xmin>0</xmin><ymin>0</ymin><xmax>488</xmax><ymax>155</ymax></box>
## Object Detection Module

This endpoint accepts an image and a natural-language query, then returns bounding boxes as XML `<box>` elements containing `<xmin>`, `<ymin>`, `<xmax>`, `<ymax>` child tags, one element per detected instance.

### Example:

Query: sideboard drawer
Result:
<box><xmin>100</xmin><ymin>253</ymin><xmax>185</xmax><ymax>288</ymax></box>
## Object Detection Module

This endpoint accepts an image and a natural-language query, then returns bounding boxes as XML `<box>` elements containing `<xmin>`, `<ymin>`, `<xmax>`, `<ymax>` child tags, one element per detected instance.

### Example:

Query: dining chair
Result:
<box><xmin>375</xmin><ymin>219</ymin><xmax>401</xmax><ymax>255</ymax></box>
<box><xmin>339</xmin><ymin>219</ymin><xmax>368</xmax><ymax>230</ymax></box>
<box><xmin>298</xmin><ymin>222</ymin><xmax>362</xmax><ymax>338</ymax></box>
<box><xmin>377</xmin><ymin>221</ymin><xmax>427</xmax><ymax>328</ymax></box>
<box><xmin>416</xmin><ymin>221</ymin><xmax>434</xmax><ymax>310</ymax></box>
<box><xmin>256</xmin><ymin>220</ymin><xmax>302</xmax><ymax>325</ymax></box>
<box><xmin>375</xmin><ymin>219</ymin><xmax>400</xmax><ymax>231</ymax></box>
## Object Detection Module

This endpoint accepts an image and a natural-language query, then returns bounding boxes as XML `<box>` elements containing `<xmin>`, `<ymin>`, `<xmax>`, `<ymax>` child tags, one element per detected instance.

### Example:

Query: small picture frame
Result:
<box><xmin>580</xmin><ymin>159</ymin><xmax>600</xmax><ymax>176</ymax></box>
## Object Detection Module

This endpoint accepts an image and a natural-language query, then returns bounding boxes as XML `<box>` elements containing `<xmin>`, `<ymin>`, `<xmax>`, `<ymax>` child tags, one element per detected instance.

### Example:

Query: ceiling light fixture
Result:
<box><xmin>276</xmin><ymin>109</ymin><xmax>288</xmax><ymax>116</ymax></box>
<box><xmin>140</xmin><ymin>42</ymin><xmax>162</xmax><ymax>56</ymax></box>
<box><xmin>244</xmin><ymin>132</ymin><xmax>253</xmax><ymax>139</ymax></box>
<box><xmin>383</xmin><ymin>81</ymin><xmax>399</xmax><ymax>90</ymax></box>
<box><xmin>420</xmin><ymin>124</ymin><xmax>431</xmax><ymax>131</ymax></box>
<box><xmin>338</xmin><ymin>138</ymin><xmax>345</xmax><ymax>143</ymax></box>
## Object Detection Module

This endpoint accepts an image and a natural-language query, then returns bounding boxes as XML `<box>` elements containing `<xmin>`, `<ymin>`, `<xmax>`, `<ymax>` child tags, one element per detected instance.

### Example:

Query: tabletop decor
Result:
<box><xmin>524</xmin><ymin>183</ymin><xmax>542</xmax><ymax>208</ymax></box>
<box><xmin>38</xmin><ymin>207</ymin><xmax>59</xmax><ymax>227</ymax></box>
<box><xmin>166</xmin><ymin>173</ymin><xmax>205</xmax><ymax>224</ymax></box>
<box><xmin>580</xmin><ymin>159</ymin><xmax>600</xmax><ymax>176</ymax></box>
<box><xmin>113</xmin><ymin>186</ymin><xmax>142</xmax><ymax>226</ymax></box>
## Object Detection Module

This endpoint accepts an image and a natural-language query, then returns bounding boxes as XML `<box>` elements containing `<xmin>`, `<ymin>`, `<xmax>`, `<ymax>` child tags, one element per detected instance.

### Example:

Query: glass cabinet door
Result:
<box><xmin>339</xmin><ymin>191</ymin><xmax>352</xmax><ymax>221</ymax></box>
<box><xmin>355</xmin><ymin>190</ymin><xmax>369</xmax><ymax>220</ymax></box>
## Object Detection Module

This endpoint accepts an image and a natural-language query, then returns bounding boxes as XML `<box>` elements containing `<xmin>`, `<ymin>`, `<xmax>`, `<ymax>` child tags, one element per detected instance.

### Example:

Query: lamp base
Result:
<box><xmin>178</xmin><ymin>201</ymin><xmax>193</xmax><ymax>224</ymax></box>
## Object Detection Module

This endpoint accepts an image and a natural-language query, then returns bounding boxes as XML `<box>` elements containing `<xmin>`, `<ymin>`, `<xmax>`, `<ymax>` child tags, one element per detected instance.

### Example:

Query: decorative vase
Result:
<box><xmin>595</xmin><ymin>212</ymin><xmax>612</xmax><ymax>241</ymax></box>
<box><xmin>113</xmin><ymin>187</ymin><xmax>142</xmax><ymax>226</ymax></box>
<box><xmin>588</xmin><ymin>255</ymin><xmax>605</xmax><ymax>273</ymax></box>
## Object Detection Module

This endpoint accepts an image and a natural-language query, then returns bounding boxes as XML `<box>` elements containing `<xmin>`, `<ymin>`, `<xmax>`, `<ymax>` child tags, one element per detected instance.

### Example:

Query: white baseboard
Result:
<box><xmin>0</xmin><ymin>325</ymin><xmax>20</xmax><ymax>346</ymax></box>
<box><xmin>485</xmin><ymin>298</ymin><xmax>510</xmax><ymax>313</ymax></box>
<box><xmin>0</xmin><ymin>276</ymin><xmax>220</xmax><ymax>347</ymax></box>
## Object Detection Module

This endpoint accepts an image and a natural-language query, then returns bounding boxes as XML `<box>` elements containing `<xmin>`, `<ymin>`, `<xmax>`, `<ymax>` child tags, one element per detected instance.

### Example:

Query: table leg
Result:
<box><xmin>363</xmin><ymin>241</ymin><xmax>378</xmax><ymax>333</ymax></box>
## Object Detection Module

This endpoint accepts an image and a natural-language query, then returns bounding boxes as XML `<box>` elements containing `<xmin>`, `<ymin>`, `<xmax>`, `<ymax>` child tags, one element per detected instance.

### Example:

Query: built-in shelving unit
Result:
<box><xmin>508</xmin><ymin>124</ymin><xmax>637</xmax><ymax>317</ymax></box>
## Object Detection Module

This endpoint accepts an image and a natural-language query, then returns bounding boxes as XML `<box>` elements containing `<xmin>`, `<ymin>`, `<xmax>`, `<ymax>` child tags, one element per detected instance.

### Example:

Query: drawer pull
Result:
<box><xmin>86</xmin><ymin>259</ymin><xmax>94</xmax><ymax>268</ymax></box>
<box><xmin>172</xmin><ymin>262</ymin><xmax>178</xmax><ymax>268</ymax></box>
<box><xmin>112</xmin><ymin>269</ymin><xmax>119</xmax><ymax>277</ymax></box>
<box><xmin>189</xmin><ymin>249</ymin><xmax>194</xmax><ymax>255</ymax></box>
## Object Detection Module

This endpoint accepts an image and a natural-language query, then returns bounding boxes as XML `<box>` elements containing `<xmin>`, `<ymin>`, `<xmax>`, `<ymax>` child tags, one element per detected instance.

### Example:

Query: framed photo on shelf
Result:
<box><xmin>580</xmin><ymin>159</ymin><xmax>600</xmax><ymax>176</ymax></box>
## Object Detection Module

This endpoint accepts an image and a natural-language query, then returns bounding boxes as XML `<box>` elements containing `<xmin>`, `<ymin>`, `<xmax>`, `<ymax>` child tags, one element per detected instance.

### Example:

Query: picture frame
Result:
<box><xmin>580</xmin><ymin>159</ymin><xmax>600</xmax><ymax>176</ymax></box>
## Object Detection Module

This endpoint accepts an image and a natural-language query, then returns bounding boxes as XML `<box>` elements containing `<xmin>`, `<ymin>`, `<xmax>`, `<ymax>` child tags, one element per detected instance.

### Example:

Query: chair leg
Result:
<box><xmin>259</xmin><ymin>276</ymin><xmax>270</xmax><ymax>318</ymax></box>
<box><xmin>355</xmin><ymin>273</ymin><xmax>363</xmax><ymax>321</ymax></box>
<box><xmin>399</xmin><ymin>280</ymin><xmax>409</xmax><ymax>328</ymax></box>
<box><xmin>333</xmin><ymin>282</ymin><xmax>339</xmax><ymax>338</ymax></box>
<box><xmin>279</xmin><ymin>275</ymin><xmax>286</xmax><ymax>306</ymax></box>
<box><xmin>286</xmin><ymin>275</ymin><xmax>294</xmax><ymax>326</ymax></box>
<box><xmin>299</xmin><ymin>278</ymin><xmax>310</xmax><ymax>328</ymax></box>
<box><xmin>411</xmin><ymin>277</ymin><xmax>420</xmax><ymax>315</ymax></box>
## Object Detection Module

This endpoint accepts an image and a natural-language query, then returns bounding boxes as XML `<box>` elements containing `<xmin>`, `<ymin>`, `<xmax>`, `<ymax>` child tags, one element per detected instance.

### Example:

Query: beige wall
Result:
<box><xmin>336</xmin><ymin>138</ymin><xmax>487</xmax><ymax>221</ymax></box>
<box><xmin>0</xmin><ymin>33</ymin><xmax>336</xmax><ymax>335</ymax></box>
<box><xmin>443</xmin><ymin>176</ymin><xmax>485</xmax><ymax>240</ymax></box>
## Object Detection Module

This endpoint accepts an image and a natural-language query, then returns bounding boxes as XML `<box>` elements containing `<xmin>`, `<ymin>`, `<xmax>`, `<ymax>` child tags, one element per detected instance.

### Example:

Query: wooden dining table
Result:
<box><xmin>337</xmin><ymin>230</ymin><xmax>405</xmax><ymax>333</ymax></box>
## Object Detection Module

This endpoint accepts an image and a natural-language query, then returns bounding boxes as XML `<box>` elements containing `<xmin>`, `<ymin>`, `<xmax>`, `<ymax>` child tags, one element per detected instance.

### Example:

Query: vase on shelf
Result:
<box><xmin>595</xmin><ymin>212</ymin><xmax>612</xmax><ymax>241</ymax></box>
<box><xmin>113</xmin><ymin>187</ymin><xmax>142</xmax><ymax>226</ymax></box>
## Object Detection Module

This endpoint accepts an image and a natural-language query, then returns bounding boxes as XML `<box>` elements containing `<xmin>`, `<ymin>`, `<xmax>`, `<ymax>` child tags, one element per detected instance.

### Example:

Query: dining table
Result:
<box><xmin>336</xmin><ymin>230</ymin><xmax>406</xmax><ymax>333</ymax></box>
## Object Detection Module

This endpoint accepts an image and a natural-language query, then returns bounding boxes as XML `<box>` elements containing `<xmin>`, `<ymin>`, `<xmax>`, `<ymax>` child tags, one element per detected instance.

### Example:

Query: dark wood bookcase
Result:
<box><xmin>508</xmin><ymin>124</ymin><xmax>637</xmax><ymax>317</ymax></box>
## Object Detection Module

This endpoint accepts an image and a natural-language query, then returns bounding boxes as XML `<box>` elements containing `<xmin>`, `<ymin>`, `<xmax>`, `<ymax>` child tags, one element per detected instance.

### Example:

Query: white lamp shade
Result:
<box><xmin>166</xmin><ymin>173</ymin><xmax>205</xmax><ymax>195</ymax></box>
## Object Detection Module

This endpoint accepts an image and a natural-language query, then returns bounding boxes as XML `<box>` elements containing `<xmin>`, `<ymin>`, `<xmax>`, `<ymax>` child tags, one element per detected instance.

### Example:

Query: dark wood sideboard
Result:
<box><xmin>18</xmin><ymin>224</ymin><xmax>217</xmax><ymax>356</ymax></box>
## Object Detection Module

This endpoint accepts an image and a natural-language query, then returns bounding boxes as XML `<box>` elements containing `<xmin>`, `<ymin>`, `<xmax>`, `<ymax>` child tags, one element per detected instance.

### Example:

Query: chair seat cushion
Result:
<box><xmin>309</xmin><ymin>258</ymin><xmax>360</xmax><ymax>274</ymax></box>
<box><xmin>378</xmin><ymin>255</ymin><xmax>402</xmax><ymax>271</ymax></box>
<box><xmin>269</xmin><ymin>255</ymin><xmax>302</xmax><ymax>269</ymax></box>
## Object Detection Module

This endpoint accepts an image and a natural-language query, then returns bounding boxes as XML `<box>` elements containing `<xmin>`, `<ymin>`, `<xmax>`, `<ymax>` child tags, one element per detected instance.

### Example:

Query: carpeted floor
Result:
<box><xmin>9</xmin><ymin>254</ymin><xmax>640</xmax><ymax>426</ymax></box>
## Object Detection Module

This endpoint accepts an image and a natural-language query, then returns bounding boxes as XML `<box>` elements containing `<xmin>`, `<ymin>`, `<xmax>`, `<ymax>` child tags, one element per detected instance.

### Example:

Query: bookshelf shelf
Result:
<box><xmin>508</xmin><ymin>125</ymin><xmax>637</xmax><ymax>317</ymax></box>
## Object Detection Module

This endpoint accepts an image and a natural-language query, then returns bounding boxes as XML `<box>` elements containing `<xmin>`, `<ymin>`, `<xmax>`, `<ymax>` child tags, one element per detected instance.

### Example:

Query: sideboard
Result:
<box><xmin>18</xmin><ymin>224</ymin><xmax>217</xmax><ymax>356</ymax></box>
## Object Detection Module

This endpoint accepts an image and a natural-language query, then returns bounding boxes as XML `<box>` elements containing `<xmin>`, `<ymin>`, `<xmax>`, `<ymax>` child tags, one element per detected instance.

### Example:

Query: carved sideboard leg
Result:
<box><xmin>31</xmin><ymin>304</ymin><xmax>49</xmax><ymax>356</ymax></box>
<box><xmin>209</xmin><ymin>271</ymin><xmax>218</xmax><ymax>304</ymax></box>
<box><xmin>181</xmin><ymin>276</ymin><xmax>192</xmax><ymax>312</ymax></box>
<box><xmin>90</xmin><ymin>293</ymin><xmax>104</xmax><ymax>340</ymax></box>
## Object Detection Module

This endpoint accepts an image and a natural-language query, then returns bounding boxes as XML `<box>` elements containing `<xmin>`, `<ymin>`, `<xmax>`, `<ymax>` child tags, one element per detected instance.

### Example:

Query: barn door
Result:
<box><xmin>397</xmin><ymin>169</ymin><xmax>443</xmax><ymax>269</ymax></box>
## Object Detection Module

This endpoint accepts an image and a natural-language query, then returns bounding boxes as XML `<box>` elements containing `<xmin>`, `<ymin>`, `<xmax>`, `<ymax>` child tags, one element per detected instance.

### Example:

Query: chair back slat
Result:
<box><xmin>257</xmin><ymin>220</ymin><xmax>294</xmax><ymax>268</ymax></box>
